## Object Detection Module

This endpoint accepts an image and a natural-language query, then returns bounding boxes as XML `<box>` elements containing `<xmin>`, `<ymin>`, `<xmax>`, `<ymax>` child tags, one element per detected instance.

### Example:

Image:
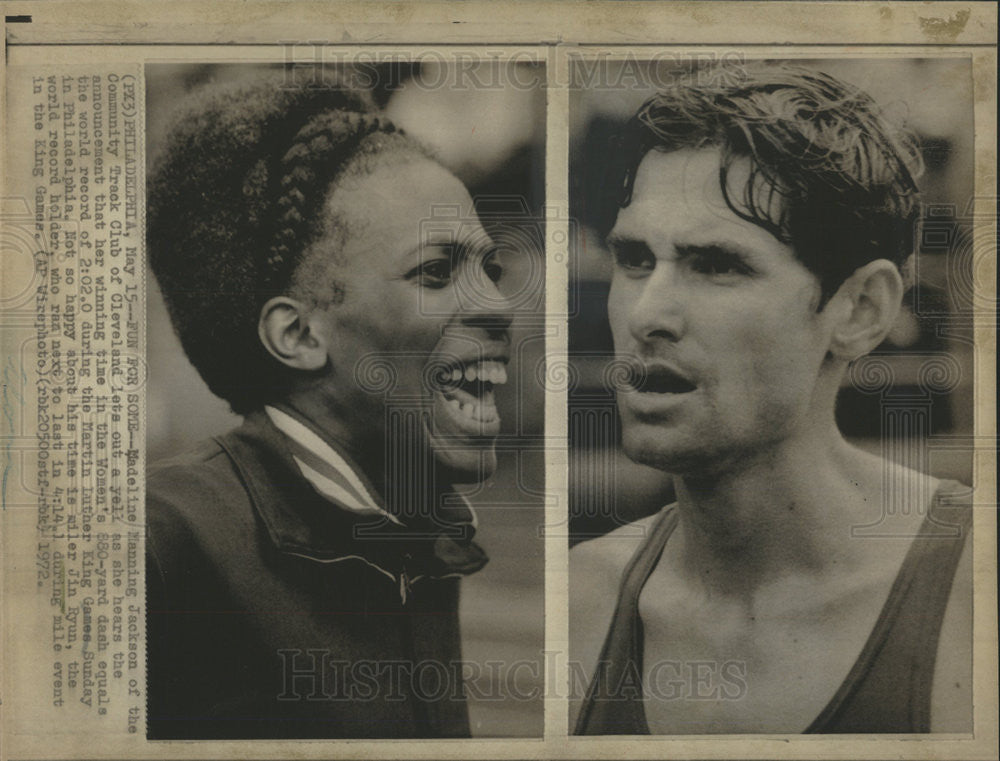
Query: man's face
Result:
<box><xmin>607</xmin><ymin>148</ymin><xmax>835</xmax><ymax>477</ymax></box>
<box><xmin>306</xmin><ymin>155</ymin><xmax>514</xmax><ymax>483</ymax></box>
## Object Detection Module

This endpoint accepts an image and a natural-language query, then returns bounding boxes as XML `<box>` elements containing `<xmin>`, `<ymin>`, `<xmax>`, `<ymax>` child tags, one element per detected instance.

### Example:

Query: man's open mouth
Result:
<box><xmin>628</xmin><ymin>364</ymin><xmax>697</xmax><ymax>394</ymax></box>
<box><xmin>433</xmin><ymin>359</ymin><xmax>508</xmax><ymax>428</ymax></box>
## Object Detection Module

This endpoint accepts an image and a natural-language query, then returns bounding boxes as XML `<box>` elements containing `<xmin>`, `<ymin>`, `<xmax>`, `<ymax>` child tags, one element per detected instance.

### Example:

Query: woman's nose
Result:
<box><xmin>458</xmin><ymin>268</ymin><xmax>514</xmax><ymax>337</ymax></box>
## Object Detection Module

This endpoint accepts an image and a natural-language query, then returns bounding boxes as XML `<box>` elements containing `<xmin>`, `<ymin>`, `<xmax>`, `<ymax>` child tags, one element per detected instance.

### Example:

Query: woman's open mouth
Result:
<box><xmin>430</xmin><ymin>358</ymin><xmax>508</xmax><ymax>436</ymax></box>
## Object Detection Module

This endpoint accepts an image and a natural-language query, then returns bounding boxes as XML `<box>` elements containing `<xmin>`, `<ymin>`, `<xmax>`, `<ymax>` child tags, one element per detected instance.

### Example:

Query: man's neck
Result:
<box><xmin>667</xmin><ymin>426</ymin><xmax>894</xmax><ymax>601</ymax></box>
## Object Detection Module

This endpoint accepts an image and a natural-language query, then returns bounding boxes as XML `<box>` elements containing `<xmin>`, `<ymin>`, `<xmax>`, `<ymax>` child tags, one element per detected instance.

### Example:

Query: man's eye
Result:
<box><xmin>407</xmin><ymin>259</ymin><xmax>453</xmax><ymax>288</ymax></box>
<box><xmin>688</xmin><ymin>247</ymin><xmax>752</xmax><ymax>277</ymax></box>
<box><xmin>611</xmin><ymin>245</ymin><xmax>654</xmax><ymax>273</ymax></box>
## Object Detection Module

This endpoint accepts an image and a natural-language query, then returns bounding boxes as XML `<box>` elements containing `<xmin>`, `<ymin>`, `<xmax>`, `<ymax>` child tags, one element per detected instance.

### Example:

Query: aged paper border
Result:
<box><xmin>2</xmin><ymin>2</ymin><xmax>997</xmax><ymax>760</ymax></box>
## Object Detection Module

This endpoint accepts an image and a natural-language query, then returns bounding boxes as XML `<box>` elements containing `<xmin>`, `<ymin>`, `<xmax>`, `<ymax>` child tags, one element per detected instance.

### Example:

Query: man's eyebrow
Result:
<box><xmin>607</xmin><ymin>228</ymin><xmax>763</xmax><ymax>260</ymax></box>
<box><xmin>604</xmin><ymin>231</ymin><xmax>631</xmax><ymax>249</ymax></box>
<box><xmin>604</xmin><ymin>229</ymin><xmax>650</xmax><ymax>248</ymax></box>
<box><xmin>604</xmin><ymin>232</ymin><xmax>653</xmax><ymax>258</ymax></box>
<box><xmin>673</xmin><ymin>235</ymin><xmax>763</xmax><ymax>262</ymax></box>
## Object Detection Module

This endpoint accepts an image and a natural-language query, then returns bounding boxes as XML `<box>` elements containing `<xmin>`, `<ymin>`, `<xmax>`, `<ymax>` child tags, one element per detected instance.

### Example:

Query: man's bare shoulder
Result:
<box><xmin>569</xmin><ymin>510</ymin><xmax>665</xmax><ymax>642</ymax></box>
<box><xmin>568</xmin><ymin>510</ymin><xmax>666</xmax><ymax>730</ymax></box>
<box><xmin>570</xmin><ymin>512</ymin><xmax>663</xmax><ymax>582</ymax></box>
<box><xmin>930</xmin><ymin>508</ymin><xmax>974</xmax><ymax>732</ymax></box>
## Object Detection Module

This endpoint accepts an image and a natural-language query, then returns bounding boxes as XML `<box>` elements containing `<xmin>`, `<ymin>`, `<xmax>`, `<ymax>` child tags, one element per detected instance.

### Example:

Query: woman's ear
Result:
<box><xmin>827</xmin><ymin>259</ymin><xmax>905</xmax><ymax>361</ymax></box>
<box><xmin>258</xmin><ymin>297</ymin><xmax>329</xmax><ymax>371</ymax></box>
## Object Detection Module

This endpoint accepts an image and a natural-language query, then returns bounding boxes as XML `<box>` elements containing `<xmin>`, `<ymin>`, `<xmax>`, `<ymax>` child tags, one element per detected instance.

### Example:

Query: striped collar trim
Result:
<box><xmin>264</xmin><ymin>405</ymin><xmax>404</xmax><ymax>526</ymax></box>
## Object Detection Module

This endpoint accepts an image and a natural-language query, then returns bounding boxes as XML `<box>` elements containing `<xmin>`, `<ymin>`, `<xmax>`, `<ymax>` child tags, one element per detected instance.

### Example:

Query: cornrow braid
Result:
<box><xmin>263</xmin><ymin>112</ymin><xmax>397</xmax><ymax>292</ymax></box>
<box><xmin>148</xmin><ymin>68</ymin><xmax>423</xmax><ymax>414</ymax></box>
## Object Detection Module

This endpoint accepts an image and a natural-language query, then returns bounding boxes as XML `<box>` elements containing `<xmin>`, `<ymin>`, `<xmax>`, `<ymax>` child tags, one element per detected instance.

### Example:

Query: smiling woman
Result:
<box><xmin>144</xmin><ymin>64</ymin><xmax>543</xmax><ymax>739</ymax></box>
<box><xmin>256</xmin><ymin>150</ymin><xmax>514</xmax><ymax>494</ymax></box>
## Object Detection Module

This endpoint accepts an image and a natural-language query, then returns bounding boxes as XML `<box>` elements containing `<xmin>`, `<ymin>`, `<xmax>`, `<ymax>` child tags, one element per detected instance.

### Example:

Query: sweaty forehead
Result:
<box><xmin>612</xmin><ymin>148</ymin><xmax>783</xmax><ymax>250</ymax></box>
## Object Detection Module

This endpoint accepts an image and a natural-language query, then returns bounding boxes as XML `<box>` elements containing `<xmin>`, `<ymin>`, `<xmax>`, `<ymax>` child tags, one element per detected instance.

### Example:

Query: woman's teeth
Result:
<box><xmin>458</xmin><ymin>361</ymin><xmax>507</xmax><ymax>385</ymax></box>
<box><xmin>447</xmin><ymin>391</ymin><xmax>498</xmax><ymax>423</ymax></box>
<box><xmin>436</xmin><ymin>360</ymin><xmax>507</xmax><ymax>426</ymax></box>
<box><xmin>443</xmin><ymin>360</ymin><xmax>508</xmax><ymax>387</ymax></box>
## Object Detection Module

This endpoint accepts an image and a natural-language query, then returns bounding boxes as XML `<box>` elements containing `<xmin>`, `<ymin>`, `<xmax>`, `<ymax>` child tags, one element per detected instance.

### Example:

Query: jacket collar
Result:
<box><xmin>214</xmin><ymin>410</ymin><xmax>487</xmax><ymax>600</ymax></box>
<box><xmin>263</xmin><ymin>405</ymin><xmax>405</xmax><ymax>527</ymax></box>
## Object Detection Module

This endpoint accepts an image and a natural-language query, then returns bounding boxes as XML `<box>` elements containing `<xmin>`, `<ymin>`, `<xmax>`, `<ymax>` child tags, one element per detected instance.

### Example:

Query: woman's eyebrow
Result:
<box><xmin>453</xmin><ymin>237</ymin><xmax>501</xmax><ymax>264</ymax></box>
<box><xmin>397</xmin><ymin>237</ymin><xmax>456</xmax><ymax>263</ymax></box>
<box><xmin>403</xmin><ymin>235</ymin><xmax>498</xmax><ymax>265</ymax></box>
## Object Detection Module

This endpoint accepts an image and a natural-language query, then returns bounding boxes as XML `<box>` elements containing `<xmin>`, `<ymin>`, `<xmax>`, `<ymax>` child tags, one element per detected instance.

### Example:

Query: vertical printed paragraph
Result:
<box><xmin>4</xmin><ymin>67</ymin><xmax>145</xmax><ymax>738</ymax></box>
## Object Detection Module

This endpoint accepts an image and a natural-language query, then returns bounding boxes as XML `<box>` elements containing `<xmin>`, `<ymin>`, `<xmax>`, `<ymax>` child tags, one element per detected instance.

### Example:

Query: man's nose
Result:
<box><xmin>627</xmin><ymin>265</ymin><xmax>685</xmax><ymax>344</ymax></box>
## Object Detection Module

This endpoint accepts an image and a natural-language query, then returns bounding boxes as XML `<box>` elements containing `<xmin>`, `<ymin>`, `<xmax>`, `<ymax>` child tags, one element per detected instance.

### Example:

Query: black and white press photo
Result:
<box><xmin>568</xmin><ymin>57</ymin><xmax>976</xmax><ymax>734</ymax></box>
<box><xmin>143</xmin><ymin>60</ymin><xmax>545</xmax><ymax>739</ymax></box>
<box><xmin>1</xmin><ymin>5</ymin><xmax>996</xmax><ymax>760</ymax></box>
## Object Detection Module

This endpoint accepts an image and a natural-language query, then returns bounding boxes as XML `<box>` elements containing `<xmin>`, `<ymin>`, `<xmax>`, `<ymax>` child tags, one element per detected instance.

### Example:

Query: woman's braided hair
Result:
<box><xmin>149</xmin><ymin>70</ymin><xmax>419</xmax><ymax>413</ymax></box>
<box><xmin>614</xmin><ymin>61</ymin><xmax>924</xmax><ymax>305</ymax></box>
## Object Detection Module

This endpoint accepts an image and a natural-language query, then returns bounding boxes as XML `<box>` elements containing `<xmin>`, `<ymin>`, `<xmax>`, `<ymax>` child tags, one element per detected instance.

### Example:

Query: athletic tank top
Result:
<box><xmin>575</xmin><ymin>480</ymin><xmax>972</xmax><ymax>734</ymax></box>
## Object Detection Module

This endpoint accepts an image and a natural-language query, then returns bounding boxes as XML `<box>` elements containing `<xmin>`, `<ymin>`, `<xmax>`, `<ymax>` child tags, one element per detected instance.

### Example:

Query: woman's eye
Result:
<box><xmin>407</xmin><ymin>258</ymin><xmax>453</xmax><ymax>288</ymax></box>
<box><xmin>483</xmin><ymin>253</ymin><xmax>504</xmax><ymax>284</ymax></box>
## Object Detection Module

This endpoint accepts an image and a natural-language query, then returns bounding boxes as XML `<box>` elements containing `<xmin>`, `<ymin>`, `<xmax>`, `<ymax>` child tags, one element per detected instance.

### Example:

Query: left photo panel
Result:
<box><xmin>144</xmin><ymin>60</ymin><xmax>547</xmax><ymax>739</ymax></box>
<box><xmin>0</xmin><ymin>56</ymin><xmax>546</xmax><ymax>749</ymax></box>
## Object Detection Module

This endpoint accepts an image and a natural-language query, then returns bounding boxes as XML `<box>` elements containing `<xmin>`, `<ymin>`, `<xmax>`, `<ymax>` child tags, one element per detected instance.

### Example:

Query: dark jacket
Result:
<box><xmin>146</xmin><ymin>411</ymin><xmax>484</xmax><ymax>739</ymax></box>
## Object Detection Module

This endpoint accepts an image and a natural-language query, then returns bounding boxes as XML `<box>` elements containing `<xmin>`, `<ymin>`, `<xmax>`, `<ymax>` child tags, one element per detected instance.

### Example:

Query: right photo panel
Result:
<box><xmin>567</xmin><ymin>56</ymin><xmax>975</xmax><ymax>735</ymax></box>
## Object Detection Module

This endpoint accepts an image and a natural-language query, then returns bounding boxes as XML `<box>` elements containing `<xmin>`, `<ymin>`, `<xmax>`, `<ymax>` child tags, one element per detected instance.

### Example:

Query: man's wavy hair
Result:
<box><xmin>615</xmin><ymin>62</ymin><xmax>924</xmax><ymax>304</ymax></box>
<box><xmin>148</xmin><ymin>69</ymin><xmax>421</xmax><ymax>414</ymax></box>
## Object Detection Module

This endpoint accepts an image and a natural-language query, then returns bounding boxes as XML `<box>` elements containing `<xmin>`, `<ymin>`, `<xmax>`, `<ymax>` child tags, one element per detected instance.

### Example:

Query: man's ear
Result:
<box><xmin>826</xmin><ymin>259</ymin><xmax>905</xmax><ymax>361</ymax></box>
<box><xmin>258</xmin><ymin>297</ymin><xmax>329</xmax><ymax>371</ymax></box>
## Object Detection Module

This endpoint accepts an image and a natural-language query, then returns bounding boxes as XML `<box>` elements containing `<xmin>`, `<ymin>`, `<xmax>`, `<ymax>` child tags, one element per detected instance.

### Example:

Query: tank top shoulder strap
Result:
<box><xmin>575</xmin><ymin>507</ymin><xmax>680</xmax><ymax>735</ymax></box>
<box><xmin>806</xmin><ymin>480</ymin><xmax>973</xmax><ymax>733</ymax></box>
